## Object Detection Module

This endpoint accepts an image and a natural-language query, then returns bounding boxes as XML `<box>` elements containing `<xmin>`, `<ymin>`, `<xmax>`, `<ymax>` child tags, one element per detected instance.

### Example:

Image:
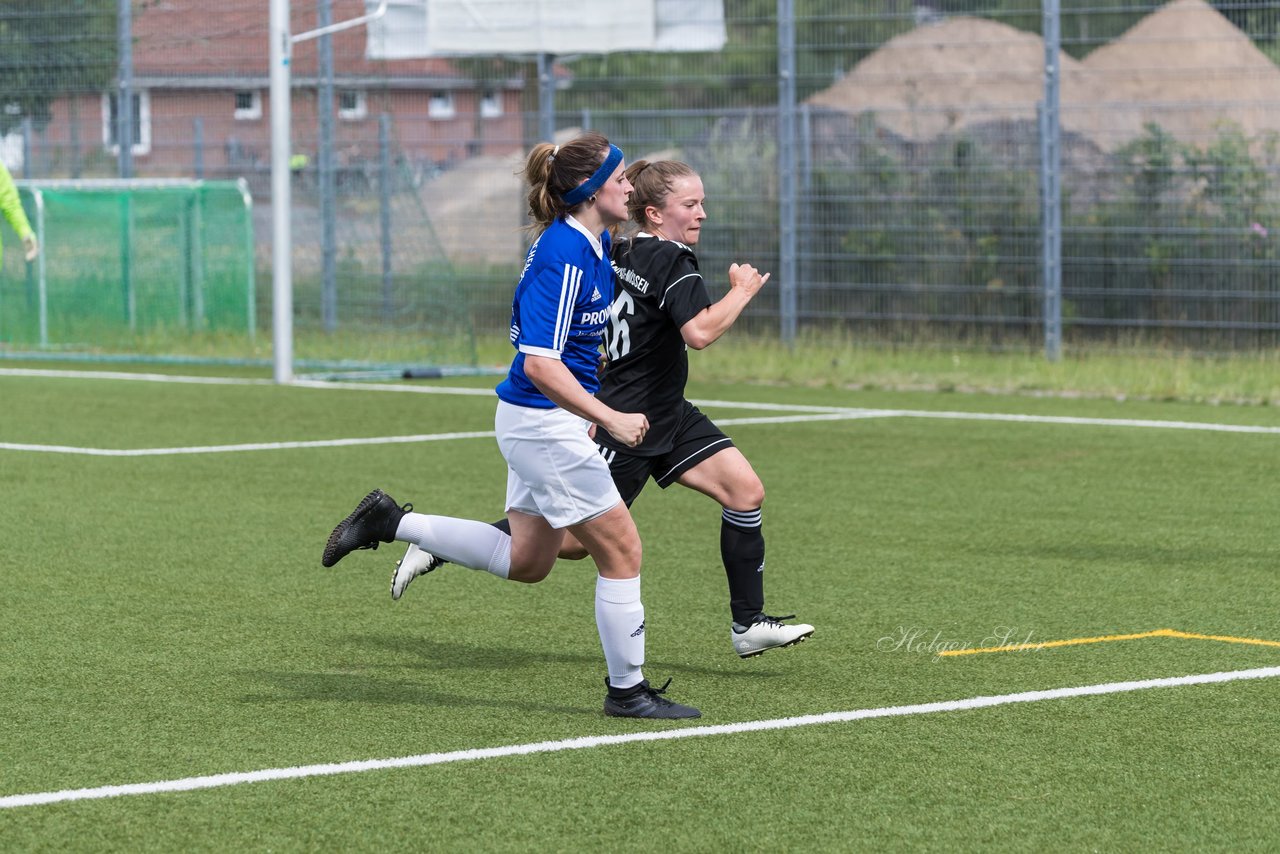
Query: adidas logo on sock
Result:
<box><xmin>630</xmin><ymin>621</ymin><xmax>645</xmax><ymax>638</ymax></box>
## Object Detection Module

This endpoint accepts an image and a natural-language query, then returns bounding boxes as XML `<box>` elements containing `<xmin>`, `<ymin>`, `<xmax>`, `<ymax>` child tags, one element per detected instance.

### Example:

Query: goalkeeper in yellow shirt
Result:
<box><xmin>0</xmin><ymin>161</ymin><xmax>38</xmax><ymax>264</ymax></box>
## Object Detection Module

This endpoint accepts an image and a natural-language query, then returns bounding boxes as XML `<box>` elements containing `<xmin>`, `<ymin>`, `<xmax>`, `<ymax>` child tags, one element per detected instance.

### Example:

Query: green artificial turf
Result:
<box><xmin>3</xmin><ymin>370</ymin><xmax>1279</xmax><ymax>851</ymax></box>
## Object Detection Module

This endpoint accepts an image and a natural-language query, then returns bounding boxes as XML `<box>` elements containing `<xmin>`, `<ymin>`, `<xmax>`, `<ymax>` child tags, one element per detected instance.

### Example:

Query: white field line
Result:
<box><xmin>4</xmin><ymin>370</ymin><xmax>1280</xmax><ymax>458</ymax></box>
<box><xmin>7</xmin><ymin>406</ymin><xmax>1279</xmax><ymax>458</ymax></box>
<box><xmin>715</xmin><ymin>411</ymin><xmax>893</xmax><ymax>427</ymax></box>
<box><xmin>876</xmin><ymin>408</ymin><xmax>1280</xmax><ymax>435</ymax></box>
<box><xmin>0</xmin><ymin>368</ymin><xmax>279</xmax><ymax>386</ymax></box>
<box><xmin>0</xmin><ymin>431</ymin><xmax>497</xmax><ymax>457</ymax></box>
<box><xmin>3</xmin><ymin>665</ymin><xmax>1278</xmax><ymax>810</ymax></box>
<box><xmin>0</xmin><ymin>368</ymin><xmax>498</xmax><ymax>395</ymax></box>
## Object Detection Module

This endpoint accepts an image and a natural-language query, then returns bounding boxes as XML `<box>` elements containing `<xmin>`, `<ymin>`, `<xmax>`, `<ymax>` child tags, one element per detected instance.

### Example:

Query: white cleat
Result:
<box><xmin>731</xmin><ymin>614</ymin><xmax>815</xmax><ymax>658</ymax></box>
<box><xmin>391</xmin><ymin>543</ymin><xmax>443</xmax><ymax>601</ymax></box>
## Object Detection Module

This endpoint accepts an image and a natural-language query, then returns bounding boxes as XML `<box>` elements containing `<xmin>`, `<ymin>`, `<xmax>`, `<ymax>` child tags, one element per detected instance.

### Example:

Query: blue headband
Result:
<box><xmin>560</xmin><ymin>144</ymin><xmax>624</xmax><ymax>207</ymax></box>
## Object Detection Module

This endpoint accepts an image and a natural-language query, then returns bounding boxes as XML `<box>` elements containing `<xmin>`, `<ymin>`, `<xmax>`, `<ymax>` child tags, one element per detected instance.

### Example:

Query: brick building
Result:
<box><xmin>30</xmin><ymin>0</ymin><xmax>525</xmax><ymax>182</ymax></box>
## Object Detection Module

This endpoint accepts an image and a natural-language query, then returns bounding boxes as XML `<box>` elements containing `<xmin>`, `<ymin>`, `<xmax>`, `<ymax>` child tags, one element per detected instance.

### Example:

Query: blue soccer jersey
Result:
<box><xmin>496</xmin><ymin>216</ymin><xmax>615</xmax><ymax>408</ymax></box>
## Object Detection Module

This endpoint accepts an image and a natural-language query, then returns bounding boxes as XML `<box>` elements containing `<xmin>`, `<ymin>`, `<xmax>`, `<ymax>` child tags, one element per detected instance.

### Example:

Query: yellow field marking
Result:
<box><xmin>938</xmin><ymin>628</ymin><xmax>1280</xmax><ymax>658</ymax></box>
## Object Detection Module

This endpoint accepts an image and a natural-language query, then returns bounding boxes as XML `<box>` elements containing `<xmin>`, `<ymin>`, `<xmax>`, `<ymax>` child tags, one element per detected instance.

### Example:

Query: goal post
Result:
<box><xmin>3</xmin><ymin>179</ymin><xmax>256</xmax><ymax>359</ymax></box>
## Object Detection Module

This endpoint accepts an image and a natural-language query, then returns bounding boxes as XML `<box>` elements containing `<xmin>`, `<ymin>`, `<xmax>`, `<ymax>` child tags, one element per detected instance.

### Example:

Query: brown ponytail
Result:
<box><xmin>521</xmin><ymin>131</ymin><xmax>613</xmax><ymax>230</ymax></box>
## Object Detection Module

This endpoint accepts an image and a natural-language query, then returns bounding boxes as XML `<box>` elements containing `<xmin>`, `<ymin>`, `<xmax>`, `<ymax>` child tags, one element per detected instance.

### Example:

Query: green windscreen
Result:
<box><xmin>1</xmin><ymin>180</ymin><xmax>256</xmax><ymax>363</ymax></box>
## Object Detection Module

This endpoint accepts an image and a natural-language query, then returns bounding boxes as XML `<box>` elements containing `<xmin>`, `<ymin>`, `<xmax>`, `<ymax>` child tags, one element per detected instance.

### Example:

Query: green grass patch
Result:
<box><xmin>2</xmin><ymin>373</ymin><xmax>1279</xmax><ymax>849</ymax></box>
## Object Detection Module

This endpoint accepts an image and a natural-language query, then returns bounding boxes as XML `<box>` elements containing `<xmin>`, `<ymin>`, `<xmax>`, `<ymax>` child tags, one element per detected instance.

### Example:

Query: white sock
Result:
<box><xmin>595</xmin><ymin>575</ymin><xmax>644</xmax><ymax>690</ymax></box>
<box><xmin>396</xmin><ymin>513</ymin><xmax>510</xmax><ymax>579</ymax></box>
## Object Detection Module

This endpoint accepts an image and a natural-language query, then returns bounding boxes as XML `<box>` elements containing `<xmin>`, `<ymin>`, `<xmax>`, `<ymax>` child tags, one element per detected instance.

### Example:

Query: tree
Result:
<box><xmin>0</xmin><ymin>0</ymin><xmax>117</xmax><ymax>136</ymax></box>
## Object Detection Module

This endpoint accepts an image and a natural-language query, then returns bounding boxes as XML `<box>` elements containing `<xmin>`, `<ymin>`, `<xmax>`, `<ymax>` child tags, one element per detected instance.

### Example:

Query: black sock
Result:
<box><xmin>721</xmin><ymin>507</ymin><xmax>765</xmax><ymax>627</ymax></box>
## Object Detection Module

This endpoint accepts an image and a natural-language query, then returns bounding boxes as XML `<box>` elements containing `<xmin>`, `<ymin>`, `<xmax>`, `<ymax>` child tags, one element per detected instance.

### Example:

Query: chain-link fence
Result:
<box><xmin>2</xmin><ymin>0</ymin><xmax>1278</xmax><ymax>368</ymax></box>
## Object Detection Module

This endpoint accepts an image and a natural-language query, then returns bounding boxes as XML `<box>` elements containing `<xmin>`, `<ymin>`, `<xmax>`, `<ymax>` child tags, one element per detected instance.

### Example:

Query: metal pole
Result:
<box><xmin>193</xmin><ymin>117</ymin><xmax>204</xmax><ymax>179</ymax></box>
<box><xmin>179</xmin><ymin>196</ymin><xmax>191</xmax><ymax>328</ymax></box>
<box><xmin>21</xmin><ymin>118</ymin><xmax>31</xmax><ymax>179</ymax></box>
<box><xmin>269</xmin><ymin>0</ymin><xmax>388</xmax><ymax>383</ymax></box>
<box><xmin>120</xmin><ymin>195</ymin><xmax>134</xmax><ymax>328</ymax></box>
<box><xmin>537</xmin><ymin>52</ymin><xmax>556</xmax><ymax>142</ymax></box>
<box><xmin>799</xmin><ymin>101</ymin><xmax>812</xmax><ymax>318</ymax></box>
<box><xmin>379</xmin><ymin>113</ymin><xmax>393</xmax><ymax>322</ymax></box>
<box><xmin>192</xmin><ymin>187</ymin><xmax>206</xmax><ymax>328</ymax></box>
<box><xmin>777</xmin><ymin>0</ymin><xmax>798</xmax><ymax>345</ymax></box>
<box><xmin>270</xmin><ymin>0</ymin><xmax>294</xmax><ymax>383</ymax></box>
<box><xmin>69</xmin><ymin>102</ymin><xmax>82</xmax><ymax>178</ymax></box>
<box><xmin>238</xmin><ymin>178</ymin><xmax>257</xmax><ymax>344</ymax></box>
<box><xmin>1041</xmin><ymin>0</ymin><xmax>1063</xmax><ymax>361</ymax></box>
<box><xmin>318</xmin><ymin>0</ymin><xmax>338</xmax><ymax>333</ymax></box>
<box><xmin>117</xmin><ymin>0</ymin><xmax>133</xmax><ymax>178</ymax></box>
<box><xmin>34</xmin><ymin>190</ymin><xmax>46</xmax><ymax>347</ymax></box>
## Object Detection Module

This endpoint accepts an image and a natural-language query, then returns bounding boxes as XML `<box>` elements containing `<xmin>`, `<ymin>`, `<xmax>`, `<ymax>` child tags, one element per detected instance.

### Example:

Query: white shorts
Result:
<box><xmin>495</xmin><ymin>399</ymin><xmax>622</xmax><ymax>529</ymax></box>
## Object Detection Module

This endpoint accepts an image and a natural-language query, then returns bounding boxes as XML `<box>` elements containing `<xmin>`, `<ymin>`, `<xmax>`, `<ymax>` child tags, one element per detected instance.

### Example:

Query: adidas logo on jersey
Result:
<box><xmin>591</xmin><ymin>286</ymin><xmax>602</xmax><ymax>301</ymax></box>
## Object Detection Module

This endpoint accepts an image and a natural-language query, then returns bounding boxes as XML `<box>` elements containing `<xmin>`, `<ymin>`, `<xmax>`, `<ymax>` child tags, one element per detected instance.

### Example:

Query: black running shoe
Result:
<box><xmin>603</xmin><ymin>678</ymin><xmax>701</xmax><ymax>719</ymax></box>
<box><xmin>321</xmin><ymin>489</ymin><xmax>409</xmax><ymax>567</ymax></box>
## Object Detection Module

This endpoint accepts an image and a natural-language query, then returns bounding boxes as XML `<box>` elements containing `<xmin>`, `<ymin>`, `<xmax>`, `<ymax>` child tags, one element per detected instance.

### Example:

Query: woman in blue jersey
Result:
<box><xmin>321</xmin><ymin>132</ymin><xmax>699</xmax><ymax>720</ymax></box>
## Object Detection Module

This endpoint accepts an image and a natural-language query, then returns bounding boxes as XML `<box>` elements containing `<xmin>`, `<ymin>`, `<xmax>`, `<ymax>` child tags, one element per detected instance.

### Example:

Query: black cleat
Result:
<box><xmin>321</xmin><ymin>489</ymin><xmax>409</xmax><ymax>567</ymax></box>
<box><xmin>603</xmin><ymin>678</ymin><xmax>701</xmax><ymax>719</ymax></box>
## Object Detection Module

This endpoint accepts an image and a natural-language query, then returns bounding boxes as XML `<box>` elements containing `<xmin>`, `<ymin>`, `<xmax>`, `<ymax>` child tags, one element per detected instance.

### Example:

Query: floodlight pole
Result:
<box><xmin>269</xmin><ymin>0</ymin><xmax>388</xmax><ymax>384</ymax></box>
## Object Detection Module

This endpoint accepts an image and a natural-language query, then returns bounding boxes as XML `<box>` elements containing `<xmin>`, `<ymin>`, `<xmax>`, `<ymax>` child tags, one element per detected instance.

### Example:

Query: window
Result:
<box><xmin>338</xmin><ymin>90</ymin><xmax>367</xmax><ymax>121</ymax></box>
<box><xmin>428</xmin><ymin>91</ymin><xmax>455</xmax><ymax>120</ymax></box>
<box><xmin>234</xmin><ymin>90</ymin><xmax>262</xmax><ymax>121</ymax></box>
<box><xmin>102</xmin><ymin>90</ymin><xmax>151</xmax><ymax>156</ymax></box>
<box><xmin>479</xmin><ymin>89</ymin><xmax>503</xmax><ymax>119</ymax></box>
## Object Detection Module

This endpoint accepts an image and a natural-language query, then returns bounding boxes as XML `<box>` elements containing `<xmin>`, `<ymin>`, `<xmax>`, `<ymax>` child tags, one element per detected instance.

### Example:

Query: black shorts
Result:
<box><xmin>596</xmin><ymin>401</ymin><xmax>734</xmax><ymax>505</ymax></box>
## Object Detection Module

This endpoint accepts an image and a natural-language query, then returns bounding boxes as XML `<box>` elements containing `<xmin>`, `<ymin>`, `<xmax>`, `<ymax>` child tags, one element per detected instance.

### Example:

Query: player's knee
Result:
<box><xmin>730</xmin><ymin>476</ymin><xmax>765</xmax><ymax>510</ymax></box>
<box><xmin>598</xmin><ymin>535</ymin><xmax>642</xmax><ymax>578</ymax></box>
<box><xmin>508</xmin><ymin>558</ymin><xmax>554</xmax><ymax>584</ymax></box>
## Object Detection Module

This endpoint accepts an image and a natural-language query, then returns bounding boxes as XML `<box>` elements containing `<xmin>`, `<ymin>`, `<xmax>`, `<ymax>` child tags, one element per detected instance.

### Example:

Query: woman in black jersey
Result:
<box><xmin>394</xmin><ymin>160</ymin><xmax>814</xmax><ymax>659</ymax></box>
<box><xmin>593</xmin><ymin>159</ymin><xmax>814</xmax><ymax>658</ymax></box>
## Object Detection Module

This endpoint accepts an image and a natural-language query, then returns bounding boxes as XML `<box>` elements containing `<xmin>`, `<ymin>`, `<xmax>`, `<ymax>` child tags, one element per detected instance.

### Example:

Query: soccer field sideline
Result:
<box><xmin>3</xmin><ymin>368</ymin><xmax>1280</xmax><ymax>460</ymax></box>
<box><xmin>5</xmin><ymin>664</ymin><xmax>1279</xmax><ymax>811</ymax></box>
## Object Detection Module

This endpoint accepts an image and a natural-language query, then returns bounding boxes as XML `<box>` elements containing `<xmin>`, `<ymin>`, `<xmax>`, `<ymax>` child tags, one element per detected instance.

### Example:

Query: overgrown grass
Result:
<box><xmin>6</xmin><ymin>320</ymin><xmax>1280</xmax><ymax>405</ymax></box>
<box><xmin>478</xmin><ymin>331</ymin><xmax>1280</xmax><ymax>406</ymax></box>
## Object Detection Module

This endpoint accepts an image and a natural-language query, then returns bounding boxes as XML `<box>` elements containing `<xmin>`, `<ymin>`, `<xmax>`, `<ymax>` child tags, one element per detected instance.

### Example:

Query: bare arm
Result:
<box><xmin>524</xmin><ymin>354</ymin><xmax>648</xmax><ymax>447</ymax></box>
<box><xmin>679</xmin><ymin>262</ymin><xmax>771</xmax><ymax>350</ymax></box>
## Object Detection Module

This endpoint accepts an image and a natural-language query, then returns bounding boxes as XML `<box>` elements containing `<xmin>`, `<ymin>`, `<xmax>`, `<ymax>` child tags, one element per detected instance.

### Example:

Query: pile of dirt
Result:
<box><xmin>808</xmin><ymin>0</ymin><xmax>1280</xmax><ymax>151</ymax></box>
<box><xmin>806</xmin><ymin>17</ymin><xmax>1105</xmax><ymax>143</ymax></box>
<box><xmin>418</xmin><ymin>131</ymin><xmax>678</xmax><ymax>266</ymax></box>
<box><xmin>1081</xmin><ymin>0</ymin><xmax>1280</xmax><ymax>147</ymax></box>
<box><xmin>420</xmin><ymin>148</ymin><xmax>527</xmax><ymax>266</ymax></box>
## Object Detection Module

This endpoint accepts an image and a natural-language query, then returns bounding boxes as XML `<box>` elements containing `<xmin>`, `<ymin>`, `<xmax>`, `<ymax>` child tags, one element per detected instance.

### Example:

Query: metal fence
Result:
<box><xmin>2</xmin><ymin>0</ymin><xmax>1279</xmax><ymax>368</ymax></box>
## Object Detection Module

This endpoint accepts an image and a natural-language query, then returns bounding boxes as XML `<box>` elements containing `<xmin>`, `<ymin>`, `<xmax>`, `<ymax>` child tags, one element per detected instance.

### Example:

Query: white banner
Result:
<box><xmin>367</xmin><ymin>0</ymin><xmax>725</xmax><ymax>58</ymax></box>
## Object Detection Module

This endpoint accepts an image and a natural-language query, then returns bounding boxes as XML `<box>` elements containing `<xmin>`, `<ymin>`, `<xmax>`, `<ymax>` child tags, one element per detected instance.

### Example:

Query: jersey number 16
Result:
<box><xmin>604</xmin><ymin>291</ymin><xmax>634</xmax><ymax>361</ymax></box>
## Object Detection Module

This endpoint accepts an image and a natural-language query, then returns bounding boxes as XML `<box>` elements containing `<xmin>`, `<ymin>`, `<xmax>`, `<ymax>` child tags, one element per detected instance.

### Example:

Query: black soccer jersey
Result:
<box><xmin>597</xmin><ymin>234</ymin><xmax>712</xmax><ymax>456</ymax></box>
